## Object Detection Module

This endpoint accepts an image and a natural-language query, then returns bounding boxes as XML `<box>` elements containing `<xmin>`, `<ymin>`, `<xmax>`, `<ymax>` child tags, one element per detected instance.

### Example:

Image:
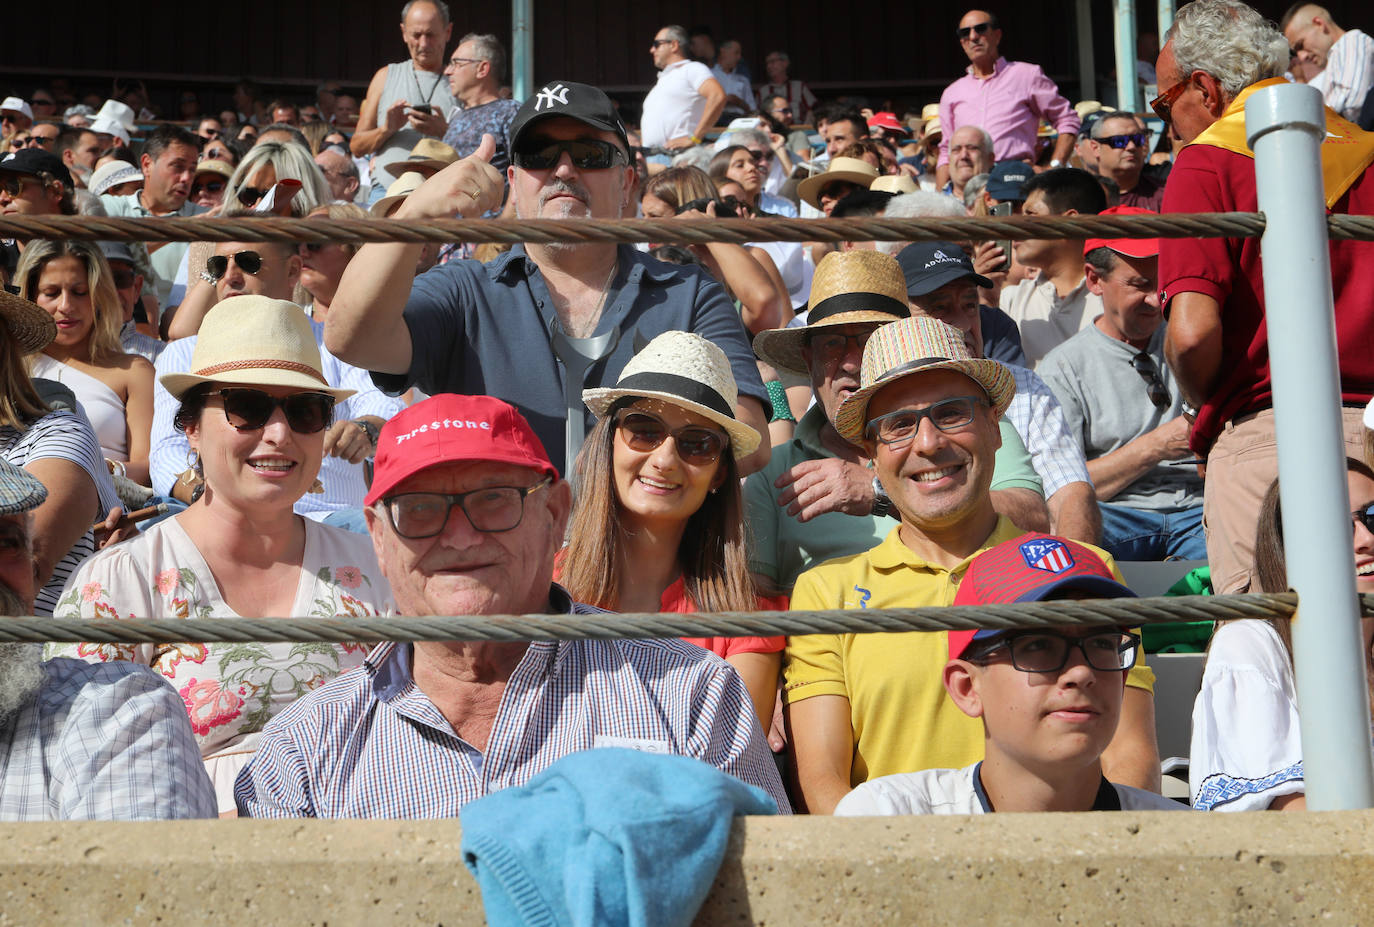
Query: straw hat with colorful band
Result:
<box><xmin>0</xmin><ymin>287</ymin><xmax>57</xmax><ymax>355</ymax></box>
<box><xmin>833</xmin><ymin>314</ymin><xmax>1016</xmax><ymax>444</ymax></box>
<box><xmin>383</xmin><ymin>138</ymin><xmax>461</xmax><ymax>179</ymax></box>
<box><xmin>797</xmin><ymin>157</ymin><xmax>881</xmax><ymax>209</ymax></box>
<box><xmin>371</xmin><ymin>170</ymin><xmax>425</xmax><ymax>217</ymax></box>
<box><xmin>1084</xmin><ymin>205</ymin><xmax>1160</xmax><ymax>258</ymax></box>
<box><xmin>752</xmin><ymin>250</ymin><xmax>911</xmax><ymax>377</ymax></box>
<box><xmin>582</xmin><ymin>330</ymin><xmax>760</xmax><ymax>459</ymax></box>
<box><xmin>159</xmin><ymin>295</ymin><xmax>355</xmax><ymax>402</ymax></box>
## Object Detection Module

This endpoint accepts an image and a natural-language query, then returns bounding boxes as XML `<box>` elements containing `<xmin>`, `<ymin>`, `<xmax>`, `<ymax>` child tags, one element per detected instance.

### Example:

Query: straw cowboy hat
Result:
<box><xmin>582</xmin><ymin>331</ymin><xmax>760</xmax><ymax>458</ymax></box>
<box><xmin>158</xmin><ymin>295</ymin><xmax>355</xmax><ymax>401</ymax></box>
<box><xmin>371</xmin><ymin>171</ymin><xmax>425</xmax><ymax>217</ymax></box>
<box><xmin>797</xmin><ymin>156</ymin><xmax>881</xmax><ymax>209</ymax></box>
<box><xmin>752</xmin><ymin>250</ymin><xmax>912</xmax><ymax>377</ymax></box>
<box><xmin>833</xmin><ymin>315</ymin><xmax>1016</xmax><ymax>444</ymax></box>
<box><xmin>384</xmin><ymin>138</ymin><xmax>460</xmax><ymax>179</ymax></box>
<box><xmin>0</xmin><ymin>288</ymin><xmax>57</xmax><ymax>355</ymax></box>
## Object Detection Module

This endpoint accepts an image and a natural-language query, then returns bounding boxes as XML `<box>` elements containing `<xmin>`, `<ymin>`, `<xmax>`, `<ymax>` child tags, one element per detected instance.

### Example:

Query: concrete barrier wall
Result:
<box><xmin>3</xmin><ymin>811</ymin><xmax>1372</xmax><ymax>925</ymax></box>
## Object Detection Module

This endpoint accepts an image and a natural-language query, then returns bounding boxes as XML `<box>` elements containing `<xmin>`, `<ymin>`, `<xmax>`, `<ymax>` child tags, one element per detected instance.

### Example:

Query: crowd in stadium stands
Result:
<box><xmin>4</xmin><ymin>0</ymin><xmax>1374</xmax><ymax>835</ymax></box>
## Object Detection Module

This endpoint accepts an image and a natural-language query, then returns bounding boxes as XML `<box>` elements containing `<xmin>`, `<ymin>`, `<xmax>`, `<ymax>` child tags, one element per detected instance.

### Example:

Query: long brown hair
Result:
<box><xmin>0</xmin><ymin>327</ymin><xmax>50</xmax><ymax>430</ymax></box>
<box><xmin>561</xmin><ymin>405</ymin><xmax>757</xmax><ymax>612</ymax></box>
<box><xmin>644</xmin><ymin>165</ymin><xmax>718</xmax><ymax>211</ymax></box>
<box><xmin>16</xmin><ymin>240</ymin><xmax>124</xmax><ymax>364</ymax></box>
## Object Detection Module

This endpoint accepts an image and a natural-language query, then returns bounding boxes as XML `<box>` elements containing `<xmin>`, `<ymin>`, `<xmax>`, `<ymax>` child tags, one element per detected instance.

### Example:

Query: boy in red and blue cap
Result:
<box><xmin>836</xmin><ymin>533</ymin><xmax>1183</xmax><ymax>815</ymax></box>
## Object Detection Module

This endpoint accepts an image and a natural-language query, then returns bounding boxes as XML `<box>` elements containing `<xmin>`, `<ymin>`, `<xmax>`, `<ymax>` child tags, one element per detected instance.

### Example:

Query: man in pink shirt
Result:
<box><xmin>936</xmin><ymin>10</ymin><xmax>1080</xmax><ymax>187</ymax></box>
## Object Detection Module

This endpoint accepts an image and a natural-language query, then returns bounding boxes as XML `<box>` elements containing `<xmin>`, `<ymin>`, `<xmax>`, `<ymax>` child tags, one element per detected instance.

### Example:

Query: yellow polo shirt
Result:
<box><xmin>785</xmin><ymin>517</ymin><xmax>1154</xmax><ymax>787</ymax></box>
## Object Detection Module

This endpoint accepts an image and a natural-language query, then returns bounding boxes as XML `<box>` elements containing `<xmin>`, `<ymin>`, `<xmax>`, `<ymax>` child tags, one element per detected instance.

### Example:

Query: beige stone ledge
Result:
<box><xmin>2</xmin><ymin>810</ymin><xmax>1370</xmax><ymax>925</ymax></box>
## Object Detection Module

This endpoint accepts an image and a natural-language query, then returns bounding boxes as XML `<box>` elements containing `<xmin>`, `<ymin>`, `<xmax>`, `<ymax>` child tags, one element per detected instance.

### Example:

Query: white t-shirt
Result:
<box><xmin>999</xmin><ymin>269</ymin><xmax>1102</xmax><ymax>368</ymax></box>
<box><xmin>712</xmin><ymin>65</ymin><xmax>756</xmax><ymax>112</ymax></box>
<box><xmin>641</xmin><ymin>59</ymin><xmax>714</xmax><ymax>148</ymax></box>
<box><xmin>834</xmin><ymin>762</ymin><xmax>1183</xmax><ymax>815</ymax></box>
<box><xmin>1189</xmin><ymin>621</ymin><xmax>1308</xmax><ymax>812</ymax></box>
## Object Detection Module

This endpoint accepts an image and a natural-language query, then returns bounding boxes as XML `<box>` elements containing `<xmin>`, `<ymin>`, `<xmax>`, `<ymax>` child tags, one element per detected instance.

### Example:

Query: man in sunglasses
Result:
<box><xmin>1038</xmin><ymin>210</ymin><xmax>1204</xmax><ymax>562</ymax></box>
<box><xmin>1156</xmin><ymin>0</ymin><xmax>1374</xmax><ymax>594</ymax></box>
<box><xmin>99</xmin><ymin>241</ymin><xmax>163</xmax><ymax>364</ymax></box>
<box><xmin>782</xmin><ymin>316</ymin><xmax>1159</xmax><ymax>814</ymax></box>
<box><xmin>327</xmin><ymin>80</ymin><xmax>770</xmax><ymax>480</ymax></box>
<box><xmin>936</xmin><ymin>10</ymin><xmax>1079</xmax><ymax>189</ymax></box>
<box><xmin>234</xmin><ymin>393</ymin><xmax>788</xmax><ymax>817</ymax></box>
<box><xmin>1089</xmin><ymin>113</ymin><xmax>1162</xmax><ymax>210</ymax></box>
<box><xmin>641</xmin><ymin>25</ymin><xmax>726</xmax><ymax>162</ymax></box>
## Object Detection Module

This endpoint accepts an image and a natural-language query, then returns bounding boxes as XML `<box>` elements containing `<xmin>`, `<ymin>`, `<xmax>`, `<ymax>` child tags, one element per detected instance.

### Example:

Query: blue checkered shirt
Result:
<box><xmin>0</xmin><ymin>658</ymin><xmax>217</xmax><ymax>820</ymax></box>
<box><xmin>235</xmin><ymin>588</ymin><xmax>790</xmax><ymax>817</ymax></box>
<box><xmin>1006</xmin><ymin>364</ymin><xmax>1092</xmax><ymax>499</ymax></box>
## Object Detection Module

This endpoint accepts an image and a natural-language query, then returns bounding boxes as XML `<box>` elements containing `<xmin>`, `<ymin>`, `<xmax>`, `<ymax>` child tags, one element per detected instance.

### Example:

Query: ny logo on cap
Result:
<box><xmin>1021</xmin><ymin>538</ymin><xmax>1074</xmax><ymax>574</ymax></box>
<box><xmin>535</xmin><ymin>83</ymin><xmax>570</xmax><ymax>112</ymax></box>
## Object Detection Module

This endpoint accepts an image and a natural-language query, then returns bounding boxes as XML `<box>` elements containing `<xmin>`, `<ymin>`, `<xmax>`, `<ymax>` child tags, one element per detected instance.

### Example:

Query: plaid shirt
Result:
<box><xmin>236</xmin><ymin>587</ymin><xmax>790</xmax><ymax>817</ymax></box>
<box><xmin>0</xmin><ymin>658</ymin><xmax>217</xmax><ymax>820</ymax></box>
<box><xmin>1006</xmin><ymin>363</ymin><xmax>1092</xmax><ymax>500</ymax></box>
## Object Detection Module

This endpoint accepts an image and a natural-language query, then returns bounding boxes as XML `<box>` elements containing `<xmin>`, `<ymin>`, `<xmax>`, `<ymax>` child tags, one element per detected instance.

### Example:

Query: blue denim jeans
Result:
<box><xmin>1098</xmin><ymin>501</ymin><xmax>1207</xmax><ymax>562</ymax></box>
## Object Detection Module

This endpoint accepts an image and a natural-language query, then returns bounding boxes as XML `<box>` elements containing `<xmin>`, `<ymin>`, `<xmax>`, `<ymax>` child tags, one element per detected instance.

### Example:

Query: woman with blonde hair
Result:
<box><xmin>17</xmin><ymin>240</ymin><xmax>154</xmax><ymax>486</ymax></box>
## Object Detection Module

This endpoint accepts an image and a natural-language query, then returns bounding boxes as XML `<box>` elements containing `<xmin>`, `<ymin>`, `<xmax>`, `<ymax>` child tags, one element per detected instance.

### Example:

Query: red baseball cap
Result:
<box><xmin>947</xmin><ymin>533</ymin><xmax>1135</xmax><ymax>660</ymax></box>
<box><xmin>363</xmin><ymin>394</ymin><xmax>558</xmax><ymax>507</ymax></box>
<box><xmin>867</xmin><ymin>111</ymin><xmax>911</xmax><ymax>137</ymax></box>
<box><xmin>1083</xmin><ymin>205</ymin><xmax>1160</xmax><ymax>259</ymax></box>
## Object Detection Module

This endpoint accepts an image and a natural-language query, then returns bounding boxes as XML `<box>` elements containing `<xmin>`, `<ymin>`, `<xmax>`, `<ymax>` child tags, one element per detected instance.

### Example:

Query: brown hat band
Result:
<box><xmin>193</xmin><ymin>358</ymin><xmax>329</xmax><ymax>385</ymax></box>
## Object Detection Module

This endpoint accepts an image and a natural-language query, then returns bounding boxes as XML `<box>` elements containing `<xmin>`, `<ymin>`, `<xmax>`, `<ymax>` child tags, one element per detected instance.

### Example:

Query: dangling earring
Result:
<box><xmin>177</xmin><ymin>451</ymin><xmax>202</xmax><ymax>487</ymax></box>
<box><xmin>308</xmin><ymin>477</ymin><xmax>325</xmax><ymax>494</ymax></box>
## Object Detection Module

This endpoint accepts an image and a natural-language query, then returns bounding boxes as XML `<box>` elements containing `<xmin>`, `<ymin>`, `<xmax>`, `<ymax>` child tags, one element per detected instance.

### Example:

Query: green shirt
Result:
<box><xmin>745</xmin><ymin>405</ymin><xmax>1043</xmax><ymax>592</ymax></box>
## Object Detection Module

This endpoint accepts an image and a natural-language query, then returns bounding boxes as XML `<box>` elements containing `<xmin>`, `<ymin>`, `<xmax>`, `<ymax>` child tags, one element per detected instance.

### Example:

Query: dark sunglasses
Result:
<box><xmin>1100</xmin><ymin>132</ymin><xmax>1148</xmax><ymax>150</ymax></box>
<box><xmin>0</xmin><ymin>176</ymin><xmax>35</xmax><ymax>196</ymax></box>
<box><xmin>214</xmin><ymin>388</ymin><xmax>335</xmax><ymax>434</ymax></box>
<box><xmin>193</xmin><ymin>179</ymin><xmax>226</xmax><ymax>195</ymax></box>
<box><xmin>1150</xmin><ymin>79</ymin><xmax>1190</xmax><ymax>126</ymax></box>
<box><xmin>1131</xmin><ymin>352</ymin><xmax>1172</xmax><ymax>411</ymax></box>
<box><xmin>615</xmin><ymin>410</ymin><xmax>728</xmax><ymax>465</ymax></box>
<box><xmin>650</xmin><ymin>38</ymin><xmax>675</xmax><ymax>48</ymax></box>
<box><xmin>236</xmin><ymin>185</ymin><xmax>269</xmax><ymax>206</ymax></box>
<box><xmin>748</xmin><ymin>149</ymin><xmax>772</xmax><ymax>163</ymax></box>
<box><xmin>1353</xmin><ymin>502</ymin><xmax>1374</xmax><ymax>536</ymax></box>
<box><xmin>205</xmin><ymin>250</ymin><xmax>263</xmax><ymax>281</ymax></box>
<box><xmin>201</xmin><ymin>128</ymin><xmax>222</xmax><ymax>140</ymax></box>
<box><xmin>513</xmin><ymin>138</ymin><xmax>627</xmax><ymax>171</ymax></box>
<box><xmin>957</xmin><ymin>21</ymin><xmax>994</xmax><ymax>39</ymax></box>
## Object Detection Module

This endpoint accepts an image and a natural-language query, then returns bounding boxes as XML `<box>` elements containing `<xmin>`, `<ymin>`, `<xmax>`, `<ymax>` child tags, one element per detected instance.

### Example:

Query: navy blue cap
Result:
<box><xmin>0</xmin><ymin>148</ymin><xmax>73</xmax><ymax>191</ymax></box>
<box><xmin>985</xmin><ymin>159</ymin><xmax>1032</xmax><ymax>203</ymax></box>
<box><xmin>897</xmin><ymin>240</ymin><xmax>992</xmax><ymax>297</ymax></box>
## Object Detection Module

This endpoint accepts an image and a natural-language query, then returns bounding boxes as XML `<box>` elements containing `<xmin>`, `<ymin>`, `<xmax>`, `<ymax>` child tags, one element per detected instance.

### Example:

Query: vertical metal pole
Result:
<box><xmin>1076</xmin><ymin>0</ymin><xmax>1098</xmax><ymax>103</ymax></box>
<box><xmin>511</xmin><ymin>0</ymin><xmax>533</xmax><ymax>103</ymax></box>
<box><xmin>1247</xmin><ymin>82</ymin><xmax>1374</xmax><ymax>810</ymax></box>
<box><xmin>1114</xmin><ymin>0</ymin><xmax>1140</xmax><ymax>113</ymax></box>
<box><xmin>1158</xmin><ymin>0</ymin><xmax>1175</xmax><ymax>40</ymax></box>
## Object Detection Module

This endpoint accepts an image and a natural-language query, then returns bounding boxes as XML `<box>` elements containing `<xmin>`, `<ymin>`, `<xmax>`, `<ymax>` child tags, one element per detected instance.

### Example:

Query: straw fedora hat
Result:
<box><xmin>752</xmin><ymin>251</ymin><xmax>911</xmax><ymax>377</ymax></box>
<box><xmin>833</xmin><ymin>315</ymin><xmax>1015</xmax><ymax>444</ymax></box>
<box><xmin>371</xmin><ymin>170</ymin><xmax>425</xmax><ymax>217</ymax></box>
<box><xmin>194</xmin><ymin>159</ymin><xmax>234</xmax><ymax>181</ymax></box>
<box><xmin>797</xmin><ymin>157</ymin><xmax>881</xmax><ymax>209</ymax></box>
<box><xmin>582</xmin><ymin>331</ymin><xmax>760</xmax><ymax>459</ymax></box>
<box><xmin>158</xmin><ymin>296</ymin><xmax>355</xmax><ymax>401</ymax></box>
<box><xmin>0</xmin><ymin>288</ymin><xmax>57</xmax><ymax>355</ymax></box>
<box><xmin>871</xmin><ymin>174</ymin><xmax>919</xmax><ymax>195</ymax></box>
<box><xmin>384</xmin><ymin>138</ymin><xmax>460</xmax><ymax>179</ymax></box>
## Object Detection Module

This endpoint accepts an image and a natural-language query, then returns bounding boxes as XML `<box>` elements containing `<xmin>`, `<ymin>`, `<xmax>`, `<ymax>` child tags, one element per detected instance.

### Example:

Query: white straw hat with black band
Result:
<box><xmin>582</xmin><ymin>331</ymin><xmax>760</xmax><ymax>459</ymax></box>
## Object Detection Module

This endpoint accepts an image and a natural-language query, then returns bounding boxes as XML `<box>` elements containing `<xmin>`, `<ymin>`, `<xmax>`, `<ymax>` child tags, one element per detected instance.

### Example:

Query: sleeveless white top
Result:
<box><xmin>29</xmin><ymin>354</ymin><xmax>128</xmax><ymax>461</ymax></box>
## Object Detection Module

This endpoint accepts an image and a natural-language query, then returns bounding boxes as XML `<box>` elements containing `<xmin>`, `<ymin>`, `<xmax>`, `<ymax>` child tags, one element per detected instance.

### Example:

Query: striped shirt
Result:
<box><xmin>236</xmin><ymin>587</ymin><xmax>790</xmax><ymax>817</ymax></box>
<box><xmin>150</xmin><ymin>317</ymin><xmax>404</xmax><ymax>512</ymax></box>
<box><xmin>1</xmin><ymin>658</ymin><xmax>217</xmax><ymax>820</ymax></box>
<box><xmin>1309</xmin><ymin>29</ymin><xmax>1374</xmax><ymax>122</ymax></box>
<box><xmin>1</xmin><ymin>409</ymin><xmax>121</xmax><ymax>616</ymax></box>
<box><xmin>120</xmin><ymin>320</ymin><xmax>166</xmax><ymax>363</ymax></box>
<box><xmin>1006</xmin><ymin>363</ymin><xmax>1092</xmax><ymax>500</ymax></box>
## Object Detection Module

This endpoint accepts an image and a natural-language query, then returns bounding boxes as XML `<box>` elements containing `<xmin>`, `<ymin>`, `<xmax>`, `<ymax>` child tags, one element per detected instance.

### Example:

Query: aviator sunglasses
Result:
<box><xmin>513</xmin><ymin>138</ymin><xmax>627</xmax><ymax>171</ymax></box>
<box><xmin>615</xmin><ymin>410</ymin><xmax>728</xmax><ymax>465</ymax></box>
<box><xmin>205</xmin><ymin>250</ymin><xmax>263</xmax><ymax>281</ymax></box>
<box><xmin>213</xmin><ymin>388</ymin><xmax>335</xmax><ymax>434</ymax></box>
<box><xmin>1099</xmin><ymin>132</ymin><xmax>1148</xmax><ymax>149</ymax></box>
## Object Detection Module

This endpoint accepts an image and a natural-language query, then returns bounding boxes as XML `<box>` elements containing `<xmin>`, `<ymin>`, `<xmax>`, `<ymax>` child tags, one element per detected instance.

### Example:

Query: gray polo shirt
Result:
<box><xmin>374</xmin><ymin>244</ymin><xmax>767</xmax><ymax>472</ymax></box>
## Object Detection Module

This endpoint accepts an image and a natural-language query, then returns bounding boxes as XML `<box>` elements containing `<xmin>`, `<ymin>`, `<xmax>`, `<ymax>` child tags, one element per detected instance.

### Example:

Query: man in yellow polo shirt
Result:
<box><xmin>784</xmin><ymin>315</ymin><xmax>1159</xmax><ymax>813</ymax></box>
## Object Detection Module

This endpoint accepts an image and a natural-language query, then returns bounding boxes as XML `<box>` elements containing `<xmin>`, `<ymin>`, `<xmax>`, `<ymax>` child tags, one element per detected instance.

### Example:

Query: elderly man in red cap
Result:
<box><xmin>235</xmin><ymin>393</ymin><xmax>788</xmax><ymax>817</ymax></box>
<box><xmin>1038</xmin><ymin>206</ymin><xmax>1204</xmax><ymax>562</ymax></box>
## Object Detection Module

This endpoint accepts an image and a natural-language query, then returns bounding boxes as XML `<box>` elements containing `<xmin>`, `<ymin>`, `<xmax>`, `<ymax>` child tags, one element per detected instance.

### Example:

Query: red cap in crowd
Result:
<box><xmin>363</xmin><ymin>394</ymin><xmax>558</xmax><ymax>507</ymax></box>
<box><xmin>1083</xmin><ymin>205</ymin><xmax>1160</xmax><ymax>259</ymax></box>
<box><xmin>947</xmin><ymin>533</ymin><xmax>1135</xmax><ymax>659</ymax></box>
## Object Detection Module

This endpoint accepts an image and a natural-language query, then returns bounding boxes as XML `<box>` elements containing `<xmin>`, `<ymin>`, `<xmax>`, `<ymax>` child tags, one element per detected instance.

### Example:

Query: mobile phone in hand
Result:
<box><xmin>408</xmin><ymin>103</ymin><xmax>433</xmax><ymax>115</ymax></box>
<box><xmin>989</xmin><ymin>201</ymin><xmax>1013</xmax><ymax>273</ymax></box>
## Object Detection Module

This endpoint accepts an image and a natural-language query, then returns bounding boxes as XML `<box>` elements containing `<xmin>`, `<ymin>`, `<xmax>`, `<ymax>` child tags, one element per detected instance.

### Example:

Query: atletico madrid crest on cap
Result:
<box><xmin>1020</xmin><ymin>537</ymin><xmax>1074</xmax><ymax>574</ymax></box>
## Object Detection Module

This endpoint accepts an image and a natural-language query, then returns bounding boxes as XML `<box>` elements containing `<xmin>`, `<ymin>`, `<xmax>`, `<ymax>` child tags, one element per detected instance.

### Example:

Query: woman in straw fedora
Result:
<box><xmin>50</xmin><ymin>296</ymin><xmax>392</xmax><ymax>814</ymax></box>
<box><xmin>0</xmin><ymin>287</ymin><xmax>121</xmax><ymax>616</ymax></box>
<box><xmin>559</xmin><ymin>331</ymin><xmax>786</xmax><ymax>731</ymax></box>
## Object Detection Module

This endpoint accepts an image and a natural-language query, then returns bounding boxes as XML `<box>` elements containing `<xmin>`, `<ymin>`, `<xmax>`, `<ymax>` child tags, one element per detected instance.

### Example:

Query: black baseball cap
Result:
<box><xmin>0</xmin><ymin>148</ymin><xmax>73</xmax><ymax>191</ymax></box>
<box><xmin>897</xmin><ymin>240</ymin><xmax>993</xmax><ymax>297</ymax></box>
<box><xmin>509</xmin><ymin>81</ymin><xmax>630</xmax><ymax>155</ymax></box>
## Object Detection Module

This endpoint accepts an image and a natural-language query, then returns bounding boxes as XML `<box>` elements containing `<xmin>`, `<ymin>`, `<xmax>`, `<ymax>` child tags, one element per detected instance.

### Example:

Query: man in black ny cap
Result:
<box><xmin>0</xmin><ymin>148</ymin><xmax>75</xmax><ymax>218</ymax></box>
<box><xmin>326</xmin><ymin>80</ymin><xmax>770</xmax><ymax>477</ymax></box>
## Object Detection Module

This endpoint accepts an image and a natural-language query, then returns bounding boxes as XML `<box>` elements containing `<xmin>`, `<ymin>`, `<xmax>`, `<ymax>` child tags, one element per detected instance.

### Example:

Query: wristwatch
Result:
<box><xmin>871</xmin><ymin>476</ymin><xmax>896</xmax><ymax>519</ymax></box>
<box><xmin>1049</xmin><ymin>158</ymin><xmax>1065</xmax><ymax>168</ymax></box>
<box><xmin>352</xmin><ymin>418</ymin><xmax>380</xmax><ymax>446</ymax></box>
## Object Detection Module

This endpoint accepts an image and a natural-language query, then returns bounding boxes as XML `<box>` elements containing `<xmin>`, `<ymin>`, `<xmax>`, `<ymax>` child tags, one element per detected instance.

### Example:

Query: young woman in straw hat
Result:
<box><xmin>0</xmin><ymin>288</ymin><xmax>121</xmax><ymax>616</ymax></box>
<box><xmin>559</xmin><ymin>331</ymin><xmax>785</xmax><ymax>731</ymax></box>
<box><xmin>16</xmin><ymin>240</ymin><xmax>154</xmax><ymax>487</ymax></box>
<box><xmin>50</xmin><ymin>296</ymin><xmax>392</xmax><ymax>814</ymax></box>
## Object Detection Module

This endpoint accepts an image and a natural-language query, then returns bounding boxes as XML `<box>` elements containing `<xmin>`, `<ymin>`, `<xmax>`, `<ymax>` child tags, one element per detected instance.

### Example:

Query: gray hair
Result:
<box><xmin>660</xmin><ymin>25</ymin><xmax>691</xmax><ymax>50</ymax></box>
<box><xmin>225</xmin><ymin>140</ymin><xmax>331</xmax><ymax>217</ymax></box>
<box><xmin>1091</xmin><ymin>111</ymin><xmax>1145</xmax><ymax>138</ymax></box>
<box><xmin>877</xmin><ymin>192</ymin><xmax>969</xmax><ymax>256</ymax></box>
<box><xmin>670</xmin><ymin>145</ymin><xmax>714</xmax><ymax>172</ymax></box>
<box><xmin>73</xmin><ymin>188</ymin><xmax>107</xmax><ymax>217</ymax></box>
<box><xmin>720</xmin><ymin>128</ymin><xmax>770</xmax><ymax>150</ymax></box>
<box><xmin>962</xmin><ymin>173</ymin><xmax>990</xmax><ymax>210</ymax></box>
<box><xmin>1168</xmin><ymin>0</ymin><xmax>1290</xmax><ymax>98</ymax></box>
<box><xmin>401</xmin><ymin>0</ymin><xmax>450</xmax><ymax>25</ymax></box>
<box><xmin>459</xmin><ymin>32</ymin><xmax>507</xmax><ymax>80</ymax></box>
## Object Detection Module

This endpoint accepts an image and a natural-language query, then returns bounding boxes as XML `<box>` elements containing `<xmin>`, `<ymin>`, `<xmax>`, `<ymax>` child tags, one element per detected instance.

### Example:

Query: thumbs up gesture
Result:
<box><xmin>395</xmin><ymin>133</ymin><xmax>505</xmax><ymax>220</ymax></box>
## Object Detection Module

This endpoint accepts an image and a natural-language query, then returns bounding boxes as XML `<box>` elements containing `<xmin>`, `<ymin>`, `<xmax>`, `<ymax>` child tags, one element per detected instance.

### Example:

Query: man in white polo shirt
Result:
<box><xmin>641</xmin><ymin>24</ymin><xmax>725</xmax><ymax>163</ymax></box>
